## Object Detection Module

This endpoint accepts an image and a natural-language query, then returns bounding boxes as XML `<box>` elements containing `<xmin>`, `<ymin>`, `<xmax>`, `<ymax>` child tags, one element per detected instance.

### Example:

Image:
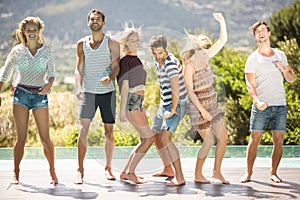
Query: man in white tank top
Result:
<box><xmin>240</xmin><ymin>21</ymin><xmax>295</xmax><ymax>184</ymax></box>
<box><xmin>74</xmin><ymin>9</ymin><xmax>120</xmax><ymax>184</ymax></box>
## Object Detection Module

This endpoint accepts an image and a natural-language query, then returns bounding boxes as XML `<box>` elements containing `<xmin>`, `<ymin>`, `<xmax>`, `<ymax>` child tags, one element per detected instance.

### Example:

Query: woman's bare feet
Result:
<box><xmin>74</xmin><ymin>169</ymin><xmax>84</xmax><ymax>184</ymax></box>
<box><xmin>50</xmin><ymin>170</ymin><xmax>58</xmax><ymax>185</ymax></box>
<box><xmin>239</xmin><ymin>173</ymin><xmax>251</xmax><ymax>183</ymax></box>
<box><xmin>167</xmin><ymin>179</ymin><xmax>186</xmax><ymax>187</ymax></box>
<box><xmin>152</xmin><ymin>166</ymin><xmax>174</xmax><ymax>177</ymax></box>
<box><xmin>194</xmin><ymin>175</ymin><xmax>213</xmax><ymax>184</ymax></box>
<box><xmin>270</xmin><ymin>174</ymin><xmax>283</xmax><ymax>183</ymax></box>
<box><xmin>105</xmin><ymin>166</ymin><xmax>116</xmax><ymax>181</ymax></box>
<box><xmin>212</xmin><ymin>171</ymin><xmax>230</xmax><ymax>184</ymax></box>
<box><xmin>120</xmin><ymin>171</ymin><xmax>126</xmax><ymax>180</ymax></box>
<box><xmin>11</xmin><ymin>171</ymin><xmax>19</xmax><ymax>185</ymax></box>
<box><xmin>125</xmin><ymin>173</ymin><xmax>146</xmax><ymax>184</ymax></box>
<box><xmin>120</xmin><ymin>171</ymin><xmax>144</xmax><ymax>181</ymax></box>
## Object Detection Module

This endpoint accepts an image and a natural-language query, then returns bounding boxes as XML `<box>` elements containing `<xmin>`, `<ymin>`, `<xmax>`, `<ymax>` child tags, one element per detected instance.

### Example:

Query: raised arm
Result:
<box><xmin>207</xmin><ymin>13</ymin><xmax>227</xmax><ymax>58</ymax></box>
<box><xmin>274</xmin><ymin>61</ymin><xmax>296</xmax><ymax>83</ymax></box>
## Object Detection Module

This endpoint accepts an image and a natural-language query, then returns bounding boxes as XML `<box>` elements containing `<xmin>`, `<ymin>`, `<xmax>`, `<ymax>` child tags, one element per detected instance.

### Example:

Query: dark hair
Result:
<box><xmin>87</xmin><ymin>9</ymin><xmax>105</xmax><ymax>22</ymax></box>
<box><xmin>250</xmin><ymin>20</ymin><xmax>270</xmax><ymax>35</ymax></box>
<box><xmin>149</xmin><ymin>35</ymin><xmax>167</xmax><ymax>50</ymax></box>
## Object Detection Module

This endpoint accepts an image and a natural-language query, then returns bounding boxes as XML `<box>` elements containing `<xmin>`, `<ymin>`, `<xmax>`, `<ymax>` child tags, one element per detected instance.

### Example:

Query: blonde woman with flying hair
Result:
<box><xmin>0</xmin><ymin>16</ymin><xmax>58</xmax><ymax>184</ymax></box>
<box><xmin>115</xmin><ymin>23</ymin><xmax>155</xmax><ymax>184</ymax></box>
<box><xmin>181</xmin><ymin>13</ymin><xmax>229</xmax><ymax>184</ymax></box>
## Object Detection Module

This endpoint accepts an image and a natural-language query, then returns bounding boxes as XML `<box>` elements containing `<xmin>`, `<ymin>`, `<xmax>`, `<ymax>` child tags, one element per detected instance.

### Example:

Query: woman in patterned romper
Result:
<box><xmin>181</xmin><ymin>13</ymin><xmax>229</xmax><ymax>184</ymax></box>
<box><xmin>0</xmin><ymin>17</ymin><xmax>58</xmax><ymax>184</ymax></box>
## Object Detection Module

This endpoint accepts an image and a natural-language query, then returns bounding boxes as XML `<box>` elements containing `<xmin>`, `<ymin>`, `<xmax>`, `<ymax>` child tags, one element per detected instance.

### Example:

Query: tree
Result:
<box><xmin>269</xmin><ymin>0</ymin><xmax>300</xmax><ymax>47</ymax></box>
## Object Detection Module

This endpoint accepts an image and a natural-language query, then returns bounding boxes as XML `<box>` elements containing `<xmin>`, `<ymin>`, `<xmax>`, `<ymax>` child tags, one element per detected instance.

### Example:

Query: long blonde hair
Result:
<box><xmin>181</xmin><ymin>30</ymin><xmax>212</xmax><ymax>64</ymax></box>
<box><xmin>16</xmin><ymin>16</ymin><xmax>45</xmax><ymax>44</ymax></box>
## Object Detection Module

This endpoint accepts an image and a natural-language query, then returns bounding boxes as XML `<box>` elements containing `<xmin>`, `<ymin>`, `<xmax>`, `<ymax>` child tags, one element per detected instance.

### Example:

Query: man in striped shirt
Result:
<box><xmin>74</xmin><ymin>9</ymin><xmax>120</xmax><ymax>184</ymax></box>
<box><xmin>149</xmin><ymin>35</ymin><xmax>188</xmax><ymax>186</ymax></box>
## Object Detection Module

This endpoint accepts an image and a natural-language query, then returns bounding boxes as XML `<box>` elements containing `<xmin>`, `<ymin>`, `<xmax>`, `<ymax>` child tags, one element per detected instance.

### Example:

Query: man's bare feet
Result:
<box><xmin>11</xmin><ymin>172</ymin><xmax>19</xmax><ymax>185</ymax></box>
<box><xmin>270</xmin><ymin>174</ymin><xmax>283</xmax><ymax>183</ymax></box>
<box><xmin>74</xmin><ymin>169</ymin><xmax>84</xmax><ymax>184</ymax></box>
<box><xmin>50</xmin><ymin>170</ymin><xmax>58</xmax><ymax>185</ymax></box>
<box><xmin>212</xmin><ymin>171</ymin><xmax>230</xmax><ymax>184</ymax></box>
<box><xmin>239</xmin><ymin>173</ymin><xmax>251</xmax><ymax>183</ymax></box>
<box><xmin>194</xmin><ymin>175</ymin><xmax>213</xmax><ymax>184</ymax></box>
<box><xmin>152</xmin><ymin>166</ymin><xmax>174</xmax><ymax>177</ymax></box>
<box><xmin>125</xmin><ymin>173</ymin><xmax>146</xmax><ymax>184</ymax></box>
<box><xmin>105</xmin><ymin>166</ymin><xmax>116</xmax><ymax>181</ymax></box>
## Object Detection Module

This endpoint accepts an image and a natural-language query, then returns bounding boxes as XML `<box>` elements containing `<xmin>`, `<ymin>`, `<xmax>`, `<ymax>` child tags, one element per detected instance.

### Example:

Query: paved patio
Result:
<box><xmin>1</xmin><ymin>157</ymin><xmax>300</xmax><ymax>200</ymax></box>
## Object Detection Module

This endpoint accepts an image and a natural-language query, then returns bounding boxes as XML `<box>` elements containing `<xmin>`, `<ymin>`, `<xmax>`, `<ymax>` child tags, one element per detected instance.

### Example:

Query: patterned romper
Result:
<box><xmin>188</xmin><ymin>64</ymin><xmax>223</xmax><ymax>130</ymax></box>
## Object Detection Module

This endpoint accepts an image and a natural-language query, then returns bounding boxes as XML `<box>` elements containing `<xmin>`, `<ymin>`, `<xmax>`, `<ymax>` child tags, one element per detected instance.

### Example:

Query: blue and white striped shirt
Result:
<box><xmin>82</xmin><ymin>35</ymin><xmax>115</xmax><ymax>94</ymax></box>
<box><xmin>154</xmin><ymin>53</ymin><xmax>187</xmax><ymax>106</ymax></box>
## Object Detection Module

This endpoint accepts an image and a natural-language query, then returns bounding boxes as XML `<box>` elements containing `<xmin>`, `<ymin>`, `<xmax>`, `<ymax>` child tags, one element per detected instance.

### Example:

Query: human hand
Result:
<box><xmin>213</xmin><ymin>13</ymin><xmax>225</xmax><ymax>23</ymax></box>
<box><xmin>164</xmin><ymin>109</ymin><xmax>179</xmax><ymax>120</ymax></box>
<box><xmin>38</xmin><ymin>83</ymin><xmax>51</xmax><ymax>95</ymax></box>
<box><xmin>100</xmin><ymin>76</ymin><xmax>111</xmax><ymax>86</ymax></box>
<box><xmin>201</xmin><ymin>109</ymin><xmax>213</xmax><ymax>121</ymax></box>
<box><xmin>76</xmin><ymin>91</ymin><xmax>83</xmax><ymax>100</ymax></box>
<box><xmin>119</xmin><ymin>110</ymin><xmax>126</xmax><ymax>122</ymax></box>
<box><xmin>255</xmin><ymin>101</ymin><xmax>268</xmax><ymax>111</ymax></box>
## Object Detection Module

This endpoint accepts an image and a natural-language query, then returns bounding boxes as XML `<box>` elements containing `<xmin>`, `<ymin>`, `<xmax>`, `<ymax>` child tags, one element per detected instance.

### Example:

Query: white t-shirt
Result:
<box><xmin>245</xmin><ymin>48</ymin><xmax>288</xmax><ymax>106</ymax></box>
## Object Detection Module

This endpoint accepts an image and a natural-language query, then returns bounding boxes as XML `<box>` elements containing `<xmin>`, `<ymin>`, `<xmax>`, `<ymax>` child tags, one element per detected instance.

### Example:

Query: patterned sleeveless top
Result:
<box><xmin>82</xmin><ymin>35</ymin><xmax>115</xmax><ymax>94</ymax></box>
<box><xmin>188</xmin><ymin>64</ymin><xmax>223</xmax><ymax>130</ymax></box>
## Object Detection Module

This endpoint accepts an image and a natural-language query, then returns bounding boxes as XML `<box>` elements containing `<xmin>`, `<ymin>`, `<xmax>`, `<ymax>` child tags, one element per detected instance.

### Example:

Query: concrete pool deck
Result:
<box><xmin>0</xmin><ymin>146</ymin><xmax>300</xmax><ymax>200</ymax></box>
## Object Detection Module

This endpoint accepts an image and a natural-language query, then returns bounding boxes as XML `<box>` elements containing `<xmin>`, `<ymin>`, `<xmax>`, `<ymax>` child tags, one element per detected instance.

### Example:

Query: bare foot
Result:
<box><xmin>50</xmin><ymin>170</ymin><xmax>58</xmax><ymax>185</ymax></box>
<box><xmin>74</xmin><ymin>169</ymin><xmax>84</xmax><ymax>184</ymax></box>
<box><xmin>240</xmin><ymin>173</ymin><xmax>251</xmax><ymax>183</ymax></box>
<box><xmin>120</xmin><ymin>171</ymin><xmax>126</xmax><ymax>180</ymax></box>
<box><xmin>10</xmin><ymin>172</ymin><xmax>19</xmax><ymax>185</ymax></box>
<box><xmin>152</xmin><ymin>167</ymin><xmax>174</xmax><ymax>177</ymax></box>
<box><xmin>105</xmin><ymin>166</ymin><xmax>116</xmax><ymax>181</ymax></box>
<box><xmin>270</xmin><ymin>174</ymin><xmax>283</xmax><ymax>183</ymax></box>
<box><xmin>167</xmin><ymin>179</ymin><xmax>186</xmax><ymax>187</ymax></box>
<box><xmin>125</xmin><ymin>173</ymin><xmax>146</xmax><ymax>184</ymax></box>
<box><xmin>212</xmin><ymin>171</ymin><xmax>230</xmax><ymax>184</ymax></box>
<box><xmin>120</xmin><ymin>171</ymin><xmax>144</xmax><ymax>180</ymax></box>
<box><xmin>194</xmin><ymin>175</ymin><xmax>213</xmax><ymax>184</ymax></box>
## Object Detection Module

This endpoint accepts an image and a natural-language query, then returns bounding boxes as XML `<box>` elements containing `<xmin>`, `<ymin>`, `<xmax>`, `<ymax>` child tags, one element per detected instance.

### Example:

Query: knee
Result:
<box><xmin>160</xmin><ymin>134</ymin><xmax>171</xmax><ymax>146</ymax></box>
<box><xmin>105</xmin><ymin>132</ymin><xmax>114</xmax><ymax>142</ymax></box>
<box><xmin>41</xmin><ymin>137</ymin><xmax>53</xmax><ymax>147</ymax></box>
<box><xmin>142</xmin><ymin>137</ymin><xmax>154</xmax><ymax>146</ymax></box>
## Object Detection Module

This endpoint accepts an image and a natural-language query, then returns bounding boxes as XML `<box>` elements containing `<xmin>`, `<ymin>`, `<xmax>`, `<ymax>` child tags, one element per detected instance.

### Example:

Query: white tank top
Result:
<box><xmin>82</xmin><ymin>35</ymin><xmax>115</xmax><ymax>94</ymax></box>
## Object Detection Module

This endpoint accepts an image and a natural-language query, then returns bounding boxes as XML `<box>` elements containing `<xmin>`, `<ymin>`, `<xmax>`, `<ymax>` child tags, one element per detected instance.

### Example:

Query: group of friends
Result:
<box><xmin>0</xmin><ymin>8</ymin><xmax>296</xmax><ymax>187</ymax></box>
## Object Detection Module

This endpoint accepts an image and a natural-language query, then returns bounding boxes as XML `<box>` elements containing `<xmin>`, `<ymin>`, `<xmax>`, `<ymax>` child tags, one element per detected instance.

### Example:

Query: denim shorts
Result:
<box><xmin>151</xmin><ymin>100</ymin><xmax>187</xmax><ymax>134</ymax></box>
<box><xmin>249</xmin><ymin>105</ymin><xmax>287</xmax><ymax>133</ymax></box>
<box><xmin>79</xmin><ymin>91</ymin><xmax>116</xmax><ymax>123</ymax></box>
<box><xmin>126</xmin><ymin>92</ymin><xmax>144</xmax><ymax>112</ymax></box>
<box><xmin>13</xmin><ymin>87</ymin><xmax>48</xmax><ymax>110</ymax></box>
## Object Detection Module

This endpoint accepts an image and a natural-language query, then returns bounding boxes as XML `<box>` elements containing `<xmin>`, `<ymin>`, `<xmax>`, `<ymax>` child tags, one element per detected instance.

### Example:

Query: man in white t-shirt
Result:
<box><xmin>240</xmin><ymin>21</ymin><xmax>296</xmax><ymax>183</ymax></box>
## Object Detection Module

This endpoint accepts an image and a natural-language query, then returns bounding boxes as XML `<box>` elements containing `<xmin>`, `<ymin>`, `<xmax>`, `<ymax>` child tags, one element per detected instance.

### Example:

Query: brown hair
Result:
<box><xmin>16</xmin><ymin>16</ymin><xmax>45</xmax><ymax>44</ymax></box>
<box><xmin>149</xmin><ymin>35</ymin><xmax>167</xmax><ymax>50</ymax></box>
<box><xmin>249</xmin><ymin>20</ymin><xmax>270</xmax><ymax>35</ymax></box>
<box><xmin>87</xmin><ymin>9</ymin><xmax>105</xmax><ymax>22</ymax></box>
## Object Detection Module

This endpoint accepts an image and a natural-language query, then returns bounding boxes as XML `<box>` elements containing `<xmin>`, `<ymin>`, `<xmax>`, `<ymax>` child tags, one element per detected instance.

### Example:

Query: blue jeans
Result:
<box><xmin>249</xmin><ymin>105</ymin><xmax>287</xmax><ymax>133</ymax></box>
<box><xmin>13</xmin><ymin>87</ymin><xmax>48</xmax><ymax>110</ymax></box>
<box><xmin>152</xmin><ymin>101</ymin><xmax>187</xmax><ymax>134</ymax></box>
